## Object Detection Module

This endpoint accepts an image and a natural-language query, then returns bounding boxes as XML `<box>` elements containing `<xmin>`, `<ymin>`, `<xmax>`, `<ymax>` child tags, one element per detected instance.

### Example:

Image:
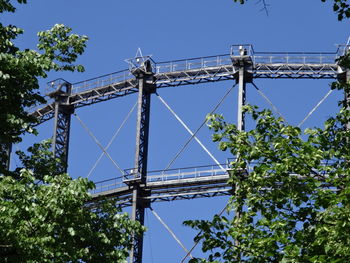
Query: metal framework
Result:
<box><xmin>28</xmin><ymin>44</ymin><xmax>350</xmax><ymax>263</ymax></box>
<box><xmin>48</xmin><ymin>79</ymin><xmax>74</xmax><ymax>173</ymax></box>
<box><xmin>0</xmin><ymin>142</ymin><xmax>12</xmax><ymax>172</ymax></box>
<box><xmin>127</xmin><ymin>56</ymin><xmax>155</xmax><ymax>263</ymax></box>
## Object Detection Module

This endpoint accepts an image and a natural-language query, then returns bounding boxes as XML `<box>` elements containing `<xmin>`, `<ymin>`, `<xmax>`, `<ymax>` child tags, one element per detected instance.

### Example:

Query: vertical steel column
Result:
<box><xmin>237</xmin><ymin>66</ymin><xmax>246</xmax><ymax>132</ymax></box>
<box><xmin>0</xmin><ymin>142</ymin><xmax>12</xmax><ymax>173</ymax></box>
<box><xmin>345</xmin><ymin>70</ymin><xmax>350</xmax><ymax>130</ymax></box>
<box><xmin>5</xmin><ymin>143</ymin><xmax>12</xmax><ymax>171</ymax></box>
<box><xmin>235</xmin><ymin>50</ymin><xmax>247</xmax><ymax>263</ymax></box>
<box><xmin>231</xmin><ymin>45</ymin><xmax>252</xmax><ymax>262</ymax></box>
<box><xmin>133</xmin><ymin>77</ymin><xmax>151</xmax><ymax>183</ymax></box>
<box><xmin>129</xmin><ymin>61</ymin><xmax>154</xmax><ymax>263</ymax></box>
<box><xmin>51</xmin><ymin>82</ymin><xmax>74</xmax><ymax>173</ymax></box>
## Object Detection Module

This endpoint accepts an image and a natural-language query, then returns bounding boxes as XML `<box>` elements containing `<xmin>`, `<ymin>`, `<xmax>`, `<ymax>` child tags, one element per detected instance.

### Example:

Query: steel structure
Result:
<box><xmin>27</xmin><ymin>44</ymin><xmax>350</xmax><ymax>263</ymax></box>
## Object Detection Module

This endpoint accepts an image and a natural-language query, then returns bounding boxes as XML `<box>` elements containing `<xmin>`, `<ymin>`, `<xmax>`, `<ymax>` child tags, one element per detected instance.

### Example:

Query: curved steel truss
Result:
<box><xmin>30</xmin><ymin>45</ymin><xmax>344</xmax><ymax>124</ymax></box>
<box><xmin>26</xmin><ymin>44</ymin><xmax>350</xmax><ymax>263</ymax></box>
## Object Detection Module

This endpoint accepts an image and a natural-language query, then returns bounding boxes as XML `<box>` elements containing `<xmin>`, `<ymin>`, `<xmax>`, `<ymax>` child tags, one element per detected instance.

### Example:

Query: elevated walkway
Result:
<box><xmin>90</xmin><ymin>164</ymin><xmax>232</xmax><ymax>207</ymax></box>
<box><xmin>29</xmin><ymin>45</ymin><xmax>347</xmax><ymax>125</ymax></box>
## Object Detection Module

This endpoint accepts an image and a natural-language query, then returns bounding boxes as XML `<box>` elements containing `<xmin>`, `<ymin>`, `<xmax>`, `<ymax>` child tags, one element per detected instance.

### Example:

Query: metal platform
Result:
<box><xmin>90</xmin><ymin>164</ymin><xmax>231</xmax><ymax>207</ymax></box>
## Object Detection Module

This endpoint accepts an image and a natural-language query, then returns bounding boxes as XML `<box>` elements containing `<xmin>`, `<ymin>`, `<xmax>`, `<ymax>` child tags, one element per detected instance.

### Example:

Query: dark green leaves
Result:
<box><xmin>0</xmin><ymin>20</ymin><xmax>88</xmax><ymax>172</ymax></box>
<box><xmin>185</xmin><ymin>53</ymin><xmax>350</xmax><ymax>262</ymax></box>
<box><xmin>321</xmin><ymin>0</ymin><xmax>350</xmax><ymax>20</ymax></box>
<box><xmin>0</xmin><ymin>141</ymin><xmax>145</xmax><ymax>262</ymax></box>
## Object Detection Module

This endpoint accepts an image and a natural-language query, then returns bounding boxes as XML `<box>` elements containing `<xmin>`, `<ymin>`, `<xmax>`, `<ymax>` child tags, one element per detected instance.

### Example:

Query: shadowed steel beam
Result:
<box><xmin>0</xmin><ymin>142</ymin><xmax>12</xmax><ymax>173</ymax></box>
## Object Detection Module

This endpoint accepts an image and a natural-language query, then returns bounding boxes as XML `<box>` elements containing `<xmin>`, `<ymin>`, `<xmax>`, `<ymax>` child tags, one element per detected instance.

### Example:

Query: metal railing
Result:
<box><xmin>90</xmin><ymin>159</ymin><xmax>340</xmax><ymax>196</ymax></box>
<box><xmin>71</xmin><ymin>69</ymin><xmax>133</xmax><ymax>94</ymax></box>
<box><xmin>44</xmin><ymin>70</ymin><xmax>134</xmax><ymax>97</ymax></box>
<box><xmin>91</xmin><ymin>175</ymin><xmax>125</xmax><ymax>195</ymax></box>
<box><xmin>41</xmin><ymin>45</ymin><xmax>347</xmax><ymax>101</ymax></box>
<box><xmin>91</xmin><ymin>163</ymin><xmax>230</xmax><ymax>195</ymax></box>
<box><xmin>253</xmin><ymin>53</ymin><xmax>337</xmax><ymax>65</ymax></box>
<box><xmin>154</xmin><ymin>55</ymin><xmax>232</xmax><ymax>74</ymax></box>
<box><xmin>146</xmin><ymin>163</ymin><xmax>229</xmax><ymax>183</ymax></box>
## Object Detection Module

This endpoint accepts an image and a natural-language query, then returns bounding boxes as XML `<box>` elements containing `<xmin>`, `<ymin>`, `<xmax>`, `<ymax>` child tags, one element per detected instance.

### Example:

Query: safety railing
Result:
<box><xmin>43</xmin><ymin>46</ymin><xmax>344</xmax><ymax>102</ymax></box>
<box><xmin>155</xmin><ymin>55</ymin><xmax>232</xmax><ymax>74</ymax></box>
<box><xmin>44</xmin><ymin>70</ymin><xmax>134</xmax><ymax>96</ymax></box>
<box><xmin>91</xmin><ymin>163</ymin><xmax>230</xmax><ymax>195</ymax></box>
<box><xmin>88</xmin><ymin>158</ymin><xmax>339</xmax><ymax>196</ymax></box>
<box><xmin>253</xmin><ymin>53</ymin><xmax>337</xmax><ymax>65</ymax></box>
<box><xmin>146</xmin><ymin>163</ymin><xmax>229</xmax><ymax>183</ymax></box>
<box><xmin>91</xmin><ymin>175</ymin><xmax>125</xmax><ymax>195</ymax></box>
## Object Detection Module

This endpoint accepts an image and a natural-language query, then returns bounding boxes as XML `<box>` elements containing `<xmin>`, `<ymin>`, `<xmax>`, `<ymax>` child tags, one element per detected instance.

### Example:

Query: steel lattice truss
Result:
<box><xmin>30</xmin><ymin>46</ymin><xmax>343</xmax><ymax>125</ymax></box>
<box><xmin>28</xmin><ymin>45</ymin><xmax>350</xmax><ymax>206</ymax></box>
<box><xmin>26</xmin><ymin>44</ymin><xmax>350</xmax><ymax>263</ymax></box>
<box><xmin>29</xmin><ymin>46</ymin><xmax>348</xmax><ymax>201</ymax></box>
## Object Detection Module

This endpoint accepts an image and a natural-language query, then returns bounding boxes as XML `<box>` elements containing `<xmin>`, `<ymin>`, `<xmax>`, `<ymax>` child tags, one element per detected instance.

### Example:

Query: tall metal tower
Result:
<box><xmin>29</xmin><ymin>43</ymin><xmax>350</xmax><ymax>263</ymax></box>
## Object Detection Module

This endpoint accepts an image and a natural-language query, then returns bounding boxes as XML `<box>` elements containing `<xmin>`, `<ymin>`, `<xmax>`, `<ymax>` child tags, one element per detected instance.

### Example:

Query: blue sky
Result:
<box><xmin>4</xmin><ymin>1</ymin><xmax>350</xmax><ymax>262</ymax></box>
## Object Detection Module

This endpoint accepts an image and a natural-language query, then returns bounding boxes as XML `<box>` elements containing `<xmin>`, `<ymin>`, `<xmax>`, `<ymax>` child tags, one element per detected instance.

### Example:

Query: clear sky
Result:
<box><xmin>4</xmin><ymin>1</ymin><xmax>350</xmax><ymax>262</ymax></box>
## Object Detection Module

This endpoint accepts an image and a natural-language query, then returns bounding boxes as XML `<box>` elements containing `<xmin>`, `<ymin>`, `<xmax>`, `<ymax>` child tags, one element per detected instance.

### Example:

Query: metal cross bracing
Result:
<box><xmin>25</xmin><ymin>43</ymin><xmax>350</xmax><ymax>263</ymax></box>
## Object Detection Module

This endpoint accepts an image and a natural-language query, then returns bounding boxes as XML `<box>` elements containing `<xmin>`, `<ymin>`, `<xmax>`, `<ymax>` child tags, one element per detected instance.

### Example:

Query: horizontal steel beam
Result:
<box><xmin>29</xmin><ymin>54</ymin><xmax>341</xmax><ymax>125</ymax></box>
<box><xmin>90</xmin><ymin>172</ymin><xmax>231</xmax><ymax>207</ymax></box>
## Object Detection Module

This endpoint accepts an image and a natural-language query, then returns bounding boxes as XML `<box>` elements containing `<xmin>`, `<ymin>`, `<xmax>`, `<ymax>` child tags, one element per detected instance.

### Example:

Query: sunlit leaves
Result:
<box><xmin>0</xmin><ymin>141</ymin><xmax>145</xmax><ymax>262</ymax></box>
<box><xmin>186</xmin><ymin>53</ymin><xmax>350</xmax><ymax>262</ymax></box>
<box><xmin>0</xmin><ymin>1</ymin><xmax>88</xmax><ymax>173</ymax></box>
<box><xmin>37</xmin><ymin>24</ymin><xmax>88</xmax><ymax>72</ymax></box>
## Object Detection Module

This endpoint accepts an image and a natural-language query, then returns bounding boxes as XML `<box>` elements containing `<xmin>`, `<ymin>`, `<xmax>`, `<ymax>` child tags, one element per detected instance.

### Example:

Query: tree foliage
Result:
<box><xmin>0</xmin><ymin>0</ymin><xmax>87</xmax><ymax>171</ymax></box>
<box><xmin>184</xmin><ymin>55</ymin><xmax>350</xmax><ymax>262</ymax></box>
<box><xmin>0</xmin><ymin>141</ymin><xmax>144</xmax><ymax>263</ymax></box>
<box><xmin>233</xmin><ymin>0</ymin><xmax>350</xmax><ymax>21</ymax></box>
<box><xmin>0</xmin><ymin>1</ymin><xmax>144</xmax><ymax>262</ymax></box>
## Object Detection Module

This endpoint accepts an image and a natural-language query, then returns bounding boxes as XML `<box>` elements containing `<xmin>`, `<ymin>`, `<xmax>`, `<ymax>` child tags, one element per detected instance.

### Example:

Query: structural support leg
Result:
<box><xmin>345</xmin><ymin>70</ymin><xmax>350</xmax><ymax>130</ymax></box>
<box><xmin>234</xmin><ymin>65</ymin><xmax>246</xmax><ymax>262</ymax></box>
<box><xmin>129</xmin><ymin>73</ymin><xmax>153</xmax><ymax>263</ymax></box>
<box><xmin>237</xmin><ymin>66</ymin><xmax>246</xmax><ymax>132</ymax></box>
<box><xmin>231</xmin><ymin>46</ymin><xmax>252</xmax><ymax>262</ymax></box>
<box><xmin>49</xmin><ymin>80</ymin><xmax>73</xmax><ymax>174</ymax></box>
<box><xmin>52</xmin><ymin>103</ymin><xmax>73</xmax><ymax>173</ymax></box>
<box><xmin>0</xmin><ymin>142</ymin><xmax>12</xmax><ymax>174</ymax></box>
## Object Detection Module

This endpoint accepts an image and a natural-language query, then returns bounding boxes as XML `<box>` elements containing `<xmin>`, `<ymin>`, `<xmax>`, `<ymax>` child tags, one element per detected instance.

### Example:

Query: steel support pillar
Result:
<box><xmin>0</xmin><ymin>142</ymin><xmax>12</xmax><ymax>173</ymax></box>
<box><xmin>237</xmin><ymin>66</ymin><xmax>246</xmax><ymax>132</ymax></box>
<box><xmin>129</xmin><ymin>60</ymin><xmax>154</xmax><ymax>263</ymax></box>
<box><xmin>345</xmin><ymin>70</ymin><xmax>350</xmax><ymax>130</ymax></box>
<box><xmin>49</xmin><ymin>81</ymin><xmax>74</xmax><ymax>173</ymax></box>
<box><xmin>231</xmin><ymin>46</ymin><xmax>252</xmax><ymax>262</ymax></box>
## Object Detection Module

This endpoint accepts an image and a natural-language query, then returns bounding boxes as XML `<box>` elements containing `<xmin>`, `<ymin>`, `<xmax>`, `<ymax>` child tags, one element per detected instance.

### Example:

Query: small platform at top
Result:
<box><xmin>230</xmin><ymin>44</ymin><xmax>254</xmax><ymax>66</ymax></box>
